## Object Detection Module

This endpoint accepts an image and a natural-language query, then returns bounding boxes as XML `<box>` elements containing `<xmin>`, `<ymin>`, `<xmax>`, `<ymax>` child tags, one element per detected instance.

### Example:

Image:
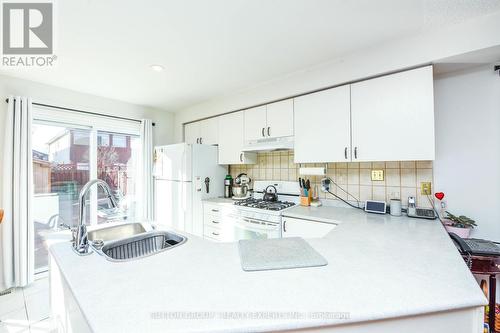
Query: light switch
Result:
<box><xmin>371</xmin><ymin>170</ymin><xmax>384</xmax><ymax>181</ymax></box>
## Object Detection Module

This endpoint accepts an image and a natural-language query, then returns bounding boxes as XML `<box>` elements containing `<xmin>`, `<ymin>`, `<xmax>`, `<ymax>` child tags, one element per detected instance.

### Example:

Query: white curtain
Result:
<box><xmin>140</xmin><ymin>119</ymin><xmax>154</xmax><ymax>221</ymax></box>
<box><xmin>1</xmin><ymin>96</ymin><xmax>34</xmax><ymax>289</ymax></box>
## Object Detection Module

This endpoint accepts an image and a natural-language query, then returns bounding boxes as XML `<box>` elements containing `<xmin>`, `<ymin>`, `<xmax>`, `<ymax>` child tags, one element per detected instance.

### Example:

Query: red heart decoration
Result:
<box><xmin>435</xmin><ymin>192</ymin><xmax>445</xmax><ymax>201</ymax></box>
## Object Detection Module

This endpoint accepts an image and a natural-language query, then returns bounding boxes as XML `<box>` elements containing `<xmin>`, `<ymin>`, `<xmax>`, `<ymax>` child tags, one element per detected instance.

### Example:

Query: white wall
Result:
<box><xmin>172</xmin><ymin>11</ymin><xmax>500</xmax><ymax>142</ymax></box>
<box><xmin>434</xmin><ymin>65</ymin><xmax>500</xmax><ymax>242</ymax></box>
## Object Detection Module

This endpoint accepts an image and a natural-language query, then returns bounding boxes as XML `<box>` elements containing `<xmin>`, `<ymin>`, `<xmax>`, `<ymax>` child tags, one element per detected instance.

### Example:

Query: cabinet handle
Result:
<box><xmin>200</xmin><ymin>137</ymin><xmax>203</xmax><ymax>144</ymax></box>
<box><xmin>212</xmin><ymin>220</ymin><xmax>219</xmax><ymax>224</ymax></box>
<box><xmin>344</xmin><ymin>147</ymin><xmax>348</xmax><ymax>160</ymax></box>
<box><xmin>211</xmin><ymin>209</ymin><xmax>219</xmax><ymax>212</ymax></box>
<box><xmin>196</xmin><ymin>138</ymin><xmax>199</xmax><ymax>144</ymax></box>
<box><xmin>354</xmin><ymin>147</ymin><xmax>358</xmax><ymax>159</ymax></box>
<box><xmin>267</xmin><ymin>127</ymin><xmax>270</xmax><ymax>137</ymax></box>
<box><xmin>212</xmin><ymin>232</ymin><xmax>219</xmax><ymax>236</ymax></box>
<box><xmin>283</xmin><ymin>220</ymin><xmax>287</xmax><ymax>233</ymax></box>
<box><xmin>240</xmin><ymin>153</ymin><xmax>243</xmax><ymax>162</ymax></box>
<box><xmin>262</xmin><ymin>127</ymin><xmax>265</xmax><ymax>137</ymax></box>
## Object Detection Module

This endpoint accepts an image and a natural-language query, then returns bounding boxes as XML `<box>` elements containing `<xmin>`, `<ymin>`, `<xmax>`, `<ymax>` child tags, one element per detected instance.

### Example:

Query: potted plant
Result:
<box><xmin>442</xmin><ymin>211</ymin><xmax>477</xmax><ymax>238</ymax></box>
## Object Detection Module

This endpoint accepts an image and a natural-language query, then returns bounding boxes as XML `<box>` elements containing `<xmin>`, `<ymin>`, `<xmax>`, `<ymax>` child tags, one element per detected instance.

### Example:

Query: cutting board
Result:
<box><xmin>238</xmin><ymin>237</ymin><xmax>328</xmax><ymax>272</ymax></box>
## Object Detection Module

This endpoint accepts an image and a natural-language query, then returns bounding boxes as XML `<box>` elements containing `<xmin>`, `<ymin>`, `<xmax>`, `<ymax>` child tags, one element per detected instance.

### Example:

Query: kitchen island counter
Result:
<box><xmin>49</xmin><ymin>205</ymin><xmax>486</xmax><ymax>333</ymax></box>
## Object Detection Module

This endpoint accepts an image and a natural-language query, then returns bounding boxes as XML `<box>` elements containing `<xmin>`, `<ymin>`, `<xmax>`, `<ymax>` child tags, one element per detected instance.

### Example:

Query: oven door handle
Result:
<box><xmin>234</xmin><ymin>219</ymin><xmax>280</xmax><ymax>232</ymax></box>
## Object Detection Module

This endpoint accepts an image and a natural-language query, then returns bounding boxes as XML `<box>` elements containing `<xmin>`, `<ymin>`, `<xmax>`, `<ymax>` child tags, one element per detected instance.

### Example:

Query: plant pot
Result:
<box><xmin>444</xmin><ymin>224</ymin><xmax>471</xmax><ymax>238</ymax></box>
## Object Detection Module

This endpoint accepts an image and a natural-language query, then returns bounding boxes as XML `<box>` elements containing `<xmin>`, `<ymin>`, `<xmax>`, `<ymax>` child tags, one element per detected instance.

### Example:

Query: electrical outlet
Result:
<box><xmin>421</xmin><ymin>182</ymin><xmax>432</xmax><ymax>195</ymax></box>
<box><xmin>371</xmin><ymin>170</ymin><xmax>384</xmax><ymax>181</ymax></box>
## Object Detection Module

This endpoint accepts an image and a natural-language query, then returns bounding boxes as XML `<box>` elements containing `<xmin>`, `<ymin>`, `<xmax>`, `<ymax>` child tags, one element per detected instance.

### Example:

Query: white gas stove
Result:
<box><xmin>230</xmin><ymin>181</ymin><xmax>300</xmax><ymax>239</ymax></box>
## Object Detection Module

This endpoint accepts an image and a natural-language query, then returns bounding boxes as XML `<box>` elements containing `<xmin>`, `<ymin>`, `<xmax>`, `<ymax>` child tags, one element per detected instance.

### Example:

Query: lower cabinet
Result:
<box><xmin>203</xmin><ymin>202</ymin><xmax>236</xmax><ymax>242</ymax></box>
<box><xmin>282</xmin><ymin>216</ymin><xmax>337</xmax><ymax>238</ymax></box>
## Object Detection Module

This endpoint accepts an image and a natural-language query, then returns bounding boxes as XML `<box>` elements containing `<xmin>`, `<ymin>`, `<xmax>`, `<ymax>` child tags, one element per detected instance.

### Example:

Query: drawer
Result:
<box><xmin>204</xmin><ymin>216</ymin><xmax>223</xmax><ymax>229</ymax></box>
<box><xmin>204</xmin><ymin>225</ymin><xmax>223</xmax><ymax>240</ymax></box>
<box><xmin>204</xmin><ymin>224</ymin><xmax>234</xmax><ymax>242</ymax></box>
<box><xmin>203</xmin><ymin>203</ymin><xmax>223</xmax><ymax>217</ymax></box>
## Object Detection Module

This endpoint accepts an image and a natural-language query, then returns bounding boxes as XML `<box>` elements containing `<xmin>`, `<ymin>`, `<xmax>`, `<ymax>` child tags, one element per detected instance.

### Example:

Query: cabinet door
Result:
<box><xmin>282</xmin><ymin>217</ymin><xmax>336</xmax><ymax>238</ymax></box>
<box><xmin>266</xmin><ymin>99</ymin><xmax>294</xmax><ymax>138</ymax></box>
<box><xmin>244</xmin><ymin>105</ymin><xmax>267</xmax><ymax>142</ymax></box>
<box><xmin>199</xmin><ymin>118</ymin><xmax>219</xmax><ymax>145</ymax></box>
<box><xmin>218</xmin><ymin>112</ymin><xmax>257</xmax><ymax>164</ymax></box>
<box><xmin>351</xmin><ymin>66</ymin><xmax>435</xmax><ymax>161</ymax></box>
<box><xmin>294</xmin><ymin>85</ymin><xmax>351</xmax><ymax>163</ymax></box>
<box><xmin>184</xmin><ymin>122</ymin><xmax>200</xmax><ymax>144</ymax></box>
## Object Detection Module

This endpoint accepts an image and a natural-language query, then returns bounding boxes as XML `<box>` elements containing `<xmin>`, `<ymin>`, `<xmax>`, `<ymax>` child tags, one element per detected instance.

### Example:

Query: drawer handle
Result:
<box><xmin>267</xmin><ymin>127</ymin><xmax>270</xmax><ymax>137</ymax></box>
<box><xmin>262</xmin><ymin>127</ymin><xmax>265</xmax><ymax>137</ymax></box>
<box><xmin>211</xmin><ymin>209</ymin><xmax>219</xmax><ymax>212</ymax></box>
<box><xmin>212</xmin><ymin>232</ymin><xmax>219</xmax><ymax>236</ymax></box>
<box><xmin>212</xmin><ymin>220</ymin><xmax>219</xmax><ymax>224</ymax></box>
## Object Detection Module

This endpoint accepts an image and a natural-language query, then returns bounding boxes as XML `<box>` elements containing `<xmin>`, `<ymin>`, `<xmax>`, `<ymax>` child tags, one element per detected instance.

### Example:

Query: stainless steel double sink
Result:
<box><xmin>87</xmin><ymin>223</ymin><xmax>187</xmax><ymax>262</ymax></box>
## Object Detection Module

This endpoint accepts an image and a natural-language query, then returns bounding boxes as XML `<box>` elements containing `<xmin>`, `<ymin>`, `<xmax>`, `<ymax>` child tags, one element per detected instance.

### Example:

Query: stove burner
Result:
<box><xmin>234</xmin><ymin>198</ymin><xmax>295</xmax><ymax>211</ymax></box>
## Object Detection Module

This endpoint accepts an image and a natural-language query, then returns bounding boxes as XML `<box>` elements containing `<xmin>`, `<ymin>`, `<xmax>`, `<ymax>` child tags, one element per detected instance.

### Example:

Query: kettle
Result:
<box><xmin>263</xmin><ymin>185</ymin><xmax>278</xmax><ymax>202</ymax></box>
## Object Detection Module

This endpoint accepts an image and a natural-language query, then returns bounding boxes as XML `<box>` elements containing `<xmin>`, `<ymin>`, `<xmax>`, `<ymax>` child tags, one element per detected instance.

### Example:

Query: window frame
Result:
<box><xmin>33</xmin><ymin>105</ymin><xmax>142</xmax><ymax>225</ymax></box>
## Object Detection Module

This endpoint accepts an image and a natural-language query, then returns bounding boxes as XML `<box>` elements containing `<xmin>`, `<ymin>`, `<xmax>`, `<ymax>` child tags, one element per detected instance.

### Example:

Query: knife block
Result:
<box><xmin>300</xmin><ymin>195</ymin><xmax>311</xmax><ymax>207</ymax></box>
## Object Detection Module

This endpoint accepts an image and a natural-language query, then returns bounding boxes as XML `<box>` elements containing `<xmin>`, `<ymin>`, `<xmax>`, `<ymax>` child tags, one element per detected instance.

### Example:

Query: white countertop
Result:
<box><xmin>49</xmin><ymin>205</ymin><xmax>487</xmax><ymax>333</ymax></box>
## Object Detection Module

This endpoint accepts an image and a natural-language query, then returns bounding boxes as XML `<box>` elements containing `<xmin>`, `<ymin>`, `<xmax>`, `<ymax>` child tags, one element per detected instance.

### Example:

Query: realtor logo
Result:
<box><xmin>1</xmin><ymin>1</ymin><xmax>56</xmax><ymax>67</ymax></box>
<box><xmin>2</xmin><ymin>2</ymin><xmax>53</xmax><ymax>54</ymax></box>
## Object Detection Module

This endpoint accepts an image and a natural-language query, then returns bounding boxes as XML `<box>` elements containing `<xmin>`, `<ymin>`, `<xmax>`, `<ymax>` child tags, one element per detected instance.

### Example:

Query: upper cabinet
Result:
<box><xmin>184</xmin><ymin>122</ymin><xmax>199</xmax><ymax>144</ymax></box>
<box><xmin>183</xmin><ymin>66</ymin><xmax>434</xmax><ymax>165</ymax></box>
<box><xmin>183</xmin><ymin>118</ymin><xmax>219</xmax><ymax>145</ymax></box>
<box><xmin>294</xmin><ymin>85</ymin><xmax>351</xmax><ymax>163</ymax></box>
<box><xmin>218</xmin><ymin>112</ymin><xmax>257</xmax><ymax>165</ymax></box>
<box><xmin>244</xmin><ymin>106</ymin><xmax>267</xmax><ymax>141</ymax></box>
<box><xmin>294</xmin><ymin>66</ymin><xmax>434</xmax><ymax>163</ymax></box>
<box><xmin>244</xmin><ymin>99</ymin><xmax>293</xmax><ymax>143</ymax></box>
<box><xmin>350</xmin><ymin>66</ymin><xmax>434</xmax><ymax>161</ymax></box>
<box><xmin>199</xmin><ymin>118</ymin><xmax>219</xmax><ymax>145</ymax></box>
<box><xmin>266</xmin><ymin>99</ymin><xmax>294</xmax><ymax>138</ymax></box>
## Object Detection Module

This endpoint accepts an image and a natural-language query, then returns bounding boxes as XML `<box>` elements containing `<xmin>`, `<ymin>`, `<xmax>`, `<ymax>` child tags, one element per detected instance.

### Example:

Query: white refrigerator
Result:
<box><xmin>153</xmin><ymin>143</ymin><xmax>227</xmax><ymax>236</ymax></box>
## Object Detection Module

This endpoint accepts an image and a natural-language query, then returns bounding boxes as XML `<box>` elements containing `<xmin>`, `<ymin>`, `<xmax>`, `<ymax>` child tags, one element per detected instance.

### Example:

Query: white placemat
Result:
<box><xmin>238</xmin><ymin>237</ymin><xmax>328</xmax><ymax>271</ymax></box>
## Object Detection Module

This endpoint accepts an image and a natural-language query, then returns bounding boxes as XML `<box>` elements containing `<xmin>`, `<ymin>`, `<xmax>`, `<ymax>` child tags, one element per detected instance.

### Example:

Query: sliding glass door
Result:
<box><xmin>96</xmin><ymin>131</ymin><xmax>140</xmax><ymax>223</ymax></box>
<box><xmin>32</xmin><ymin>118</ymin><xmax>142</xmax><ymax>272</ymax></box>
<box><xmin>32</xmin><ymin>123</ymin><xmax>91</xmax><ymax>271</ymax></box>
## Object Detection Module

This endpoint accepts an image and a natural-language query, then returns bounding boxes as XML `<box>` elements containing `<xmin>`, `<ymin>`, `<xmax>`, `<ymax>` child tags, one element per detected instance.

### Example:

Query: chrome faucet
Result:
<box><xmin>74</xmin><ymin>179</ymin><xmax>118</xmax><ymax>255</ymax></box>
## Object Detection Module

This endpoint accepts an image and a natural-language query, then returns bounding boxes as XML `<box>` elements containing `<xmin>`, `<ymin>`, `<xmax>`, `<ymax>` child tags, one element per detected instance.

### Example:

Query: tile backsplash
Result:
<box><xmin>229</xmin><ymin>151</ymin><xmax>434</xmax><ymax>208</ymax></box>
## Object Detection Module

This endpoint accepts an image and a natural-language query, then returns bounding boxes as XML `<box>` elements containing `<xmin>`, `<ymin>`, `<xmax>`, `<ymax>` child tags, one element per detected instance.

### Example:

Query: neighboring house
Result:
<box><xmin>47</xmin><ymin>130</ymin><xmax>71</xmax><ymax>164</ymax></box>
<box><xmin>46</xmin><ymin>130</ymin><xmax>133</xmax><ymax>195</ymax></box>
<box><xmin>33</xmin><ymin>150</ymin><xmax>51</xmax><ymax>194</ymax></box>
<box><xmin>47</xmin><ymin>130</ymin><xmax>132</xmax><ymax>166</ymax></box>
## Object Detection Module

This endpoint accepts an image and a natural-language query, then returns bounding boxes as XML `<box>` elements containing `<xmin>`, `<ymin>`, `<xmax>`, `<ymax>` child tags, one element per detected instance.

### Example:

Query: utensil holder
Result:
<box><xmin>300</xmin><ymin>196</ymin><xmax>311</xmax><ymax>207</ymax></box>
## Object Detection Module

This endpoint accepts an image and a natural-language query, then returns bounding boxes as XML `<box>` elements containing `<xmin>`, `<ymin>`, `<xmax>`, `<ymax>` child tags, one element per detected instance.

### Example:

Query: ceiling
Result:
<box><xmin>2</xmin><ymin>0</ymin><xmax>500</xmax><ymax>111</ymax></box>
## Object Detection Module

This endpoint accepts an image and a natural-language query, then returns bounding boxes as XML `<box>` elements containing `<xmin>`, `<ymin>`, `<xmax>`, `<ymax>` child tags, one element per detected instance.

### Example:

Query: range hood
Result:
<box><xmin>242</xmin><ymin>136</ymin><xmax>294</xmax><ymax>152</ymax></box>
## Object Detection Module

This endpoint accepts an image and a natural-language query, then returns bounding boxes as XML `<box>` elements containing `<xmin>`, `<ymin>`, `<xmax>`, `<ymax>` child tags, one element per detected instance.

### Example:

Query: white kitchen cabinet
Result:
<box><xmin>282</xmin><ymin>216</ymin><xmax>337</xmax><ymax>238</ymax></box>
<box><xmin>244</xmin><ymin>99</ymin><xmax>293</xmax><ymax>143</ymax></box>
<box><xmin>218</xmin><ymin>112</ymin><xmax>257</xmax><ymax>165</ymax></box>
<box><xmin>294</xmin><ymin>85</ymin><xmax>351</xmax><ymax>163</ymax></box>
<box><xmin>203</xmin><ymin>202</ymin><xmax>236</xmax><ymax>242</ymax></box>
<box><xmin>266</xmin><ymin>99</ymin><xmax>294</xmax><ymax>138</ymax></box>
<box><xmin>244</xmin><ymin>105</ymin><xmax>267</xmax><ymax>141</ymax></box>
<box><xmin>199</xmin><ymin>118</ymin><xmax>219</xmax><ymax>145</ymax></box>
<box><xmin>351</xmin><ymin>66</ymin><xmax>434</xmax><ymax>161</ymax></box>
<box><xmin>183</xmin><ymin>118</ymin><xmax>219</xmax><ymax>145</ymax></box>
<box><xmin>184</xmin><ymin>122</ymin><xmax>199</xmax><ymax>144</ymax></box>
